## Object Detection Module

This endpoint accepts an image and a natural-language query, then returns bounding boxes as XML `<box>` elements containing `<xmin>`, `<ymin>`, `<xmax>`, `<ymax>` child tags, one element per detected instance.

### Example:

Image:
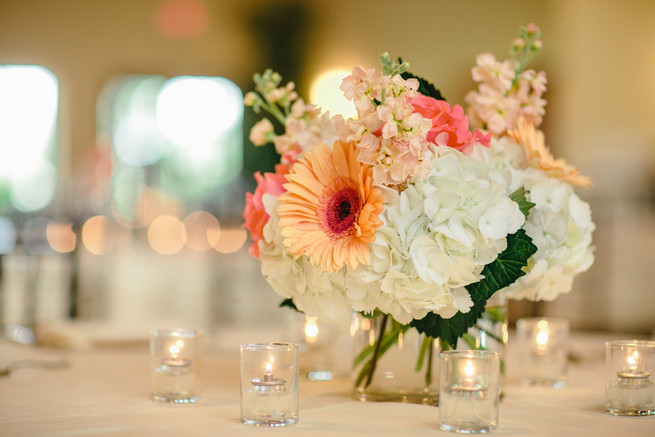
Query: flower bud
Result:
<box><xmin>526</xmin><ymin>23</ymin><xmax>540</xmax><ymax>35</ymax></box>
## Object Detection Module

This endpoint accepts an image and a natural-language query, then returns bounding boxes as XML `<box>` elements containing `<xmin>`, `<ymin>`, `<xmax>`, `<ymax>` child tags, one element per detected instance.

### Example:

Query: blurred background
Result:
<box><xmin>0</xmin><ymin>0</ymin><xmax>653</xmax><ymax>346</ymax></box>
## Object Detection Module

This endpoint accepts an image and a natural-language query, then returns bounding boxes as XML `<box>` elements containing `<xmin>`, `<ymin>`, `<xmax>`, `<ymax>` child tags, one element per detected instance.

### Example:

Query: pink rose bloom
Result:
<box><xmin>242</xmin><ymin>164</ymin><xmax>289</xmax><ymax>258</ymax></box>
<box><xmin>410</xmin><ymin>95</ymin><xmax>490</xmax><ymax>150</ymax></box>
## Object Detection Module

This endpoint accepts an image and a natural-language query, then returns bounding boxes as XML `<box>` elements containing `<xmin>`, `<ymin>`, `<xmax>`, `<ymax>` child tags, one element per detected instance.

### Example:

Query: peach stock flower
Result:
<box><xmin>243</xmin><ymin>163</ymin><xmax>290</xmax><ymax>258</ymax></box>
<box><xmin>509</xmin><ymin>117</ymin><xmax>592</xmax><ymax>188</ymax></box>
<box><xmin>410</xmin><ymin>95</ymin><xmax>490</xmax><ymax>150</ymax></box>
<box><xmin>277</xmin><ymin>140</ymin><xmax>385</xmax><ymax>273</ymax></box>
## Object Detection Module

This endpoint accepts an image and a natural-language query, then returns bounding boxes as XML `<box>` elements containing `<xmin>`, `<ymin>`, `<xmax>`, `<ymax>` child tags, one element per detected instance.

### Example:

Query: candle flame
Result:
<box><xmin>536</xmin><ymin>329</ymin><xmax>549</xmax><ymax>347</ymax></box>
<box><xmin>265</xmin><ymin>362</ymin><xmax>273</xmax><ymax>375</ymax></box>
<box><xmin>305</xmin><ymin>316</ymin><xmax>319</xmax><ymax>344</ymax></box>
<box><xmin>627</xmin><ymin>353</ymin><xmax>638</xmax><ymax>370</ymax></box>
<box><xmin>464</xmin><ymin>360</ymin><xmax>475</xmax><ymax>378</ymax></box>
<box><xmin>169</xmin><ymin>344</ymin><xmax>180</xmax><ymax>358</ymax></box>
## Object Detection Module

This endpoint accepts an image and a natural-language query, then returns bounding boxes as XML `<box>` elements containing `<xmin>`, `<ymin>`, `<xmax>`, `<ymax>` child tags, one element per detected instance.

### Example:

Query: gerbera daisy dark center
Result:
<box><xmin>325</xmin><ymin>188</ymin><xmax>361</xmax><ymax>237</ymax></box>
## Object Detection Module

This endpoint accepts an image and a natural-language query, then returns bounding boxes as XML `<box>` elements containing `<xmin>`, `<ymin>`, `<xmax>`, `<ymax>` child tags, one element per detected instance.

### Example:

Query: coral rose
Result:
<box><xmin>410</xmin><ymin>95</ymin><xmax>490</xmax><ymax>150</ymax></box>
<box><xmin>243</xmin><ymin>164</ymin><xmax>289</xmax><ymax>258</ymax></box>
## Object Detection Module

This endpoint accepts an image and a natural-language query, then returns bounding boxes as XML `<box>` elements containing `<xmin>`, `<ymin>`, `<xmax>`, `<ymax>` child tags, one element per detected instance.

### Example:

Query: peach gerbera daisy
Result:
<box><xmin>509</xmin><ymin>117</ymin><xmax>592</xmax><ymax>188</ymax></box>
<box><xmin>277</xmin><ymin>140</ymin><xmax>385</xmax><ymax>273</ymax></box>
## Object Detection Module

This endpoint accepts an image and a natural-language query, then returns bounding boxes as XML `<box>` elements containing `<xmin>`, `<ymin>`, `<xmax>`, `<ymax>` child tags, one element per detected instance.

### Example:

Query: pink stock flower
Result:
<box><xmin>410</xmin><ymin>95</ymin><xmax>490</xmax><ymax>150</ymax></box>
<box><xmin>243</xmin><ymin>164</ymin><xmax>290</xmax><ymax>258</ymax></box>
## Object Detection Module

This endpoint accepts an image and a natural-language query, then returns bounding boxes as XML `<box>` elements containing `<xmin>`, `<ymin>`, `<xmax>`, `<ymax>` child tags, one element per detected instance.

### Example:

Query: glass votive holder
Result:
<box><xmin>439</xmin><ymin>350</ymin><xmax>500</xmax><ymax>434</ymax></box>
<box><xmin>240</xmin><ymin>342</ymin><xmax>299</xmax><ymax>427</ymax></box>
<box><xmin>605</xmin><ymin>340</ymin><xmax>655</xmax><ymax>416</ymax></box>
<box><xmin>150</xmin><ymin>329</ymin><xmax>203</xmax><ymax>403</ymax></box>
<box><xmin>516</xmin><ymin>317</ymin><xmax>569</xmax><ymax>388</ymax></box>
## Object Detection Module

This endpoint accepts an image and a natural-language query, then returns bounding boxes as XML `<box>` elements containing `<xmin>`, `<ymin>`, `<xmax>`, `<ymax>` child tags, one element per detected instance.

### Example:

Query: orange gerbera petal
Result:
<box><xmin>277</xmin><ymin>140</ymin><xmax>385</xmax><ymax>273</ymax></box>
<box><xmin>509</xmin><ymin>117</ymin><xmax>592</xmax><ymax>189</ymax></box>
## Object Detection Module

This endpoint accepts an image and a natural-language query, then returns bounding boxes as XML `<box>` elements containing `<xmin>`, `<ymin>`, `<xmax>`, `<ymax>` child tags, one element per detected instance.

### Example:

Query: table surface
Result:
<box><xmin>1</xmin><ymin>327</ymin><xmax>654</xmax><ymax>437</ymax></box>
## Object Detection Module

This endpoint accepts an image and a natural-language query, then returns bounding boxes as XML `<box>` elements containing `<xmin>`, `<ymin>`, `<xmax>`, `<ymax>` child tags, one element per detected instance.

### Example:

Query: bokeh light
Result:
<box><xmin>147</xmin><ymin>215</ymin><xmax>187</xmax><ymax>255</ymax></box>
<box><xmin>46</xmin><ymin>222</ymin><xmax>76</xmax><ymax>253</ymax></box>
<box><xmin>154</xmin><ymin>0</ymin><xmax>209</xmax><ymax>39</ymax></box>
<box><xmin>309</xmin><ymin>69</ymin><xmax>357</xmax><ymax>119</ymax></box>
<box><xmin>212</xmin><ymin>227</ymin><xmax>246</xmax><ymax>254</ymax></box>
<box><xmin>82</xmin><ymin>215</ymin><xmax>109</xmax><ymax>255</ymax></box>
<box><xmin>183</xmin><ymin>211</ymin><xmax>221</xmax><ymax>251</ymax></box>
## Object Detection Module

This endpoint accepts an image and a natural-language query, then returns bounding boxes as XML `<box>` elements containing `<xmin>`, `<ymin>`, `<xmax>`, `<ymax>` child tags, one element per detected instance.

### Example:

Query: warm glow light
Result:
<box><xmin>265</xmin><ymin>362</ymin><xmax>273</xmax><ymax>375</ymax></box>
<box><xmin>309</xmin><ymin>69</ymin><xmax>357</xmax><ymax>119</ymax></box>
<box><xmin>156</xmin><ymin>76</ymin><xmax>243</xmax><ymax>147</ymax></box>
<box><xmin>304</xmin><ymin>317</ymin><xmax>319</xmax><ymax>344</ymax></box>
<box><xmin>464</xmin><ymin>360</ymin><xmax>475</xmax><ymax>378</ymax></box>
<box><xmin>0</xmin><ymin>66</ymin><xmax>58</xmax><ymax>212</ymax></box>
<box><xmin>155</xmin><ymin>0</ymin><xmax>209</xmax><ymax>39</ymax></box>
<box><xmin>183</xmin><ymin>211</ymin><xmax>221</xmax><ymax>251</ymax></box>
<box><xmin>148</xmin><ymin>215</ymin><xmax>187</xmax><ymax>255</ymax></box>
<box><xmin>82</xmin><ymin>215</ymin><xmax>109</xmax><ymax>255</ymax></box>
<box><xmin>169</xmin><ymin>344</ymin><xmax>181</xmax><ymax>358</ymax></box>
<box><xmin>536</xmin><ymin>330</ymin><xmax>549</xmax><ymax>346</ymax></box>
<box><xmin>212</xmin><ymin>227</ymin><xmax>246</xmax><ymax>254</ymax></box>
<box><xmin>46</xmin><ymin>222</ymin><xmax>76</xmax><ymax>253</ymax></box>
<box><xmin>627</xmin><ymin>352</ymin><xmax>638</xmax><ymax>370</ymax></box>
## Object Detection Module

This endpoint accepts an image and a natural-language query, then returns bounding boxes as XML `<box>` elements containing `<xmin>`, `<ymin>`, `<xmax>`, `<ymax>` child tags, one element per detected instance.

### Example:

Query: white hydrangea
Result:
<box><xmin>258</xmin><ymin>194</ymin><xmax>353</xmax><ymax>323</ymax></box>
<box><xmin>256</xmin><ymin>146</ymin><xmax>525</xmax><ymax>324</ymax></box>
<box><xmin>345</xmin><ymin>146</ymin><xmax>524</xmax><ymax>324</ymax></box>
<box><xmin>480</xmin><ymin>138</ymin><xmax>595</xmax><ymax>301</ymax></box>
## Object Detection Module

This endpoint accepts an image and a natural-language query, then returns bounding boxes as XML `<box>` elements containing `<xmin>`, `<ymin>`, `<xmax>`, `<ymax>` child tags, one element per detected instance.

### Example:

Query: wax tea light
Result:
<box><xmin>605</xmin><ymin>340</ymin><xmax>655</xmax><ymax>416</ymax></box>
<box><xmin>150</xmin><ymin>329</ymin><xmax>203</xmax><ymax>403</ymax></box>
<box><xmin>439</xmin><ymin>350</ymin><xmax>500</xmax><ymax>434</ymax></box>
<box><xmin>240</xmin><ymin>342</ymin><xmax>299</xmax><ymax>426</ymax></box>
<box><xmin>516</xmin><ymin>318</ymin><xmax>569</xmax><ymax>388</ymax></box>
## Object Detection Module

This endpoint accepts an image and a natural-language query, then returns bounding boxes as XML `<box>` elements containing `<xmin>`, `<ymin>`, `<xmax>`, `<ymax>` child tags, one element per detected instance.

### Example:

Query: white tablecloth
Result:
<box><xmin>1</xmin><ymin>329</ymin><xmax>653</xmax><ymax>436</ymax></box>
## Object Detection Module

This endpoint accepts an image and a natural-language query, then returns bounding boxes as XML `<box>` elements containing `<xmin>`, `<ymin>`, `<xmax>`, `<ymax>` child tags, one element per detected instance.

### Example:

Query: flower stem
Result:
<box><xmin>364</xmin><ymin>313</ymin><xmax>389</xmax><ymax>389</ymax></box>
<box><xmin>424</xmin><ymin>337</ymin><xmax>434</xmax><ymax>387</ymax></box>
<box><xmin>475</xmin><ymin>324</ymin><xmax>504</xmax><ymax>344</ymax></box>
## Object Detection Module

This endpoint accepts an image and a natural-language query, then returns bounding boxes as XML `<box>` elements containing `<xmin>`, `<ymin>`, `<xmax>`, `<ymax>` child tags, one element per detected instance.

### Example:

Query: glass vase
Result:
<box><xmin>457</xmin><ymin>293</ymin><xmax>508</xmax><ymax>386</ymax></box>
<box><xmin>351</xmin><ymin>313</ymin><xmax>440</xmax><ymax>405</ymax></box>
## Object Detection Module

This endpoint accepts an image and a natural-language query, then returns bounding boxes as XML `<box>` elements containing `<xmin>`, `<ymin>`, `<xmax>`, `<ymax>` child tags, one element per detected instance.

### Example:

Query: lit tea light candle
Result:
<box><xmin>150</xmin><ymin>329</ymin><xmax>203</xmax><ymax>404</ymax></box>
<box><xmin>304</xmin><ymin>317</ymin><xmax>319</xmax><ymax>345</ymax></box>
<box><xmin>451</xmin><ymin>360</ymin><xmax>486</xmax><ymax>394</ymax></box>
<box><xmin>251</xmin><ymin>361</ymin><xmax>287</xmax><ymax>393</ymax></box>
<box><xmin>163</xmin><ymin>340</ymin><xmax>191</xmax><ymax>369</ymax></box>
<box><xmin>518</xmin><ymin>318</ymin><xmax>568</xmax><ymax>388</ymax></box>
<box><xmin>535</xmin><ymin>323</ymin><xmax>549</xmax><ymax>355</ymax></box>
<box><xmin>611</xmin><ymin>351</ymin><xmax>654</xmax><ymax>409</ymax></box>
<box><xmin>439</xmin><ymin>351</ymin><xmax>499</xmax><ymax>433</ymax></box>
<box><xmin>241</xmin><ymin>344</ymin><xmax>299</xmax><ymax>426</ymax></box>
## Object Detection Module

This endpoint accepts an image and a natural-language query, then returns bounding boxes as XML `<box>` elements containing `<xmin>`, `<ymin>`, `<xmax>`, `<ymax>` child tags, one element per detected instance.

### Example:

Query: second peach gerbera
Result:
<box><xmin>277</xmin><ymin>140</ymin><xmax>385</xmax><ymax>273</ymax></box>
<box><xmin>509</xmin><ymin>117</ymin><xmax>592</xmax><ymax>188</ymax></box>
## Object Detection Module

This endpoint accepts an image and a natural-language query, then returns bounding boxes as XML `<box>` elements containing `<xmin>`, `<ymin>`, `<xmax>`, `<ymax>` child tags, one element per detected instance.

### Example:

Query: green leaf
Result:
<box><xmin>400</xmin><ymin>70</ymin><xmax>445</xmax><ymax>101</ymax></box>
<box><xmin>509</xmin><ymin>187</ymin><xmax>536</xmax><ymax>220</ymax></box>
<box><xmin>411</xmin><ymin>299</ymin><xmax>487</xmax><ymax>349</ymax></box>
<box><xmin>279</xmin><ymin>298</ymin><xmax>301</xmax><ymax>312</ymax></box>
<box><xmin>410</xmin><ymin>228</ymin><xmax>537</xmax><ymax>348</ymax></box>
<box><xmin>466</xmin><ymin>228</ymin><xmax>537</xmax><ymax>302</ymax></box>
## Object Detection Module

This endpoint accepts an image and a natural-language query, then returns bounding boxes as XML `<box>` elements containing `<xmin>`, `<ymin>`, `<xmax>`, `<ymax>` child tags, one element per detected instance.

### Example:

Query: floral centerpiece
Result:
<box><xmin>242</xmin><ymin>24</ymin><xmax>594</xmax><ymax>402</ymax></box>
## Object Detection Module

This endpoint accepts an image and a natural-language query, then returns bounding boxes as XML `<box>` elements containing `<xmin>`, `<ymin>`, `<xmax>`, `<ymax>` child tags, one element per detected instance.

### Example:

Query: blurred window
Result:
<box><xmin>0</xmin><ymin>65</ymin><xmax>59</xmax><ymax>213</ymax></box>
<box><xmin>97</xmin><ymin>75</ymin><xmax>244</xmax><ymax>227</ymax></box>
